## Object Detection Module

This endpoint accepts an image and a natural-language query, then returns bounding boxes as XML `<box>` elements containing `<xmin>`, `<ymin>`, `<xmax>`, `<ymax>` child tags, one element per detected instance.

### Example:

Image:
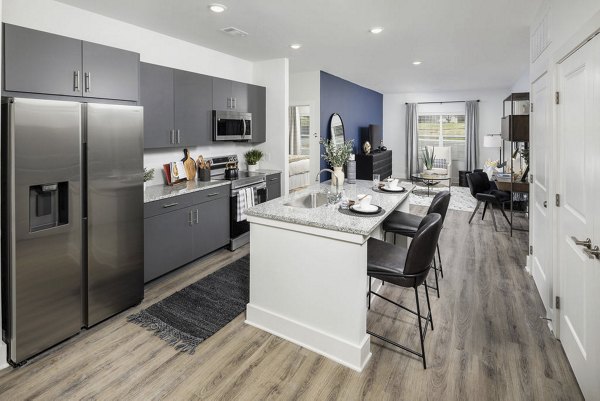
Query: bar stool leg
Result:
<box><xmin>368</xmin><ymin>278</ymin><xmax>372</xmax><ymax>310</ymax></box>
<box><xmin>432</xmin><ymin>257</ymin><xmax>440</xmax><ymax>298</ymax></box>
<box><xmin>414</xmin><ymin>287</ymin><xmax>426</xmax><ymax>369</ymax></box>
<box><xmin>424</xmin><ymin>282</ymin><xmax>434</xmax><ymax>331</ymax></box>
<box><xmin>437</xmin><ymin>244</ymin><xmax>444</xmax><ymax>278</ymax></box>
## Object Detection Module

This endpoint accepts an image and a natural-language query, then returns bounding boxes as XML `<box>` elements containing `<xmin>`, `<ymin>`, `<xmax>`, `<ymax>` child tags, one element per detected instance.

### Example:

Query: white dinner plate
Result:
<box><xmin>381</xmin><ymin>186</ymin><xmax>405</xmax><ymax>192</ymax></box>
<box><xmin>350</xmin><ymin>204</ymin><xmax>380</xmax><ymax>214</ymax></box>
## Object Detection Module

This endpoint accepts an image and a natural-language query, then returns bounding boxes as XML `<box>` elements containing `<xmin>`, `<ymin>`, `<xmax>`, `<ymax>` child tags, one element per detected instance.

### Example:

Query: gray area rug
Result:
<box><xmin>409</xmin><ymin>185</ymin><xmax>476</xmax><ymax>212</ymax></box>
<box><xmin>127</xmin><ymin>255</ymin><xmax>249</xmax><ymax>354</ymax></box>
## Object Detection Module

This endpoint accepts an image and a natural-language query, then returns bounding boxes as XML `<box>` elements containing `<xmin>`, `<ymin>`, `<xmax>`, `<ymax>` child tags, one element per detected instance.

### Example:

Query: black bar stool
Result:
<box><xmin>466</xmin><ymin>172</ymin><xmax>510</xmax><ymax>231</ymax></box>
<box><xmin>381</xmin><ymin>191</ymin><xmax>451</xmax><ymax>297</ymax></box>
<box><xmin>367</xmin><ymin>213</ymin><xmax>443</xmax><ymax>369</ymax></box>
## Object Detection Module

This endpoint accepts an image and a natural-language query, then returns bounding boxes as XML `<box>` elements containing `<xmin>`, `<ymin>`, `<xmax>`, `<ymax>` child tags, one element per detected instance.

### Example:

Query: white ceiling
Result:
<box><xmin>57</xmin><ymin>0</ymin><xmax>542</xmax><ymax>94</ymax></box>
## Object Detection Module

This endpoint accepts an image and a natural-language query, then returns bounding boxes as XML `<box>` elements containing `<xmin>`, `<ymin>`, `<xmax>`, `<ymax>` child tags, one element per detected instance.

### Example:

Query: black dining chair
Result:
<box><xmin>466</xmin><ymin>172</ymin><xmax>510</xmax><ymax>231</ymax></box>
<box><xmin>381</xmin><ymin>191</ymin><xmax>451</xmax><ymax>298</ymax></box>
<box><xmin>367</xmin><ymin>213</ymin><xmax>443</xmax><ymax>369</ymax></box>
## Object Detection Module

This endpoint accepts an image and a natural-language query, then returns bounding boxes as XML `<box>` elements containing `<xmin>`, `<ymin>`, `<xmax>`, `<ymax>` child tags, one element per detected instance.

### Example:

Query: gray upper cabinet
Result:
<box><xmin>174</xmin><ymin>70</ymin><xmax>213</xmax><ymax>146</ymax></box>
<box><xmin>213</xmin><ymin>77</ymin><xmax>249</xmax><ymax>112</ymax></box>
<box><xmin>82</xmin><ymin>41</ymin><xmax>139</xmax><ymax>101</ymax></box>
<box><xmin>248</xmin><ymin>84</ymin><xmax>266</xmax><ymax>143</ymax></box>
<box><xmin>3</xmin><ymin>24</ymin><xmax>139</xmax><ymax>101</ymax></box>
<box><xmin>140</xmin><ymin>63</ymin><xmax>174</xmax><ymax>148</ymax></box>
<box><xmin>4</xmin><ymin>24</ymin><xmax>83</xmax><ymax>97</ymax></box>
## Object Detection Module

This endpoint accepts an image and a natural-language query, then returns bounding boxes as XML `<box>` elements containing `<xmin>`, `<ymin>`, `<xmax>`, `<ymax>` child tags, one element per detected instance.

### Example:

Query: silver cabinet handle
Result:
<box><xmin>189</xmin><ymin>210</ymin><xmax>194</xmax><ymax>226</ymax></box>
<box><xmin>195</xmin><ymin>209</ymin><xmax>199</xmax><ymax>224</ymax></box>
<box><xmin>571</xmin><ymin>236</ymin><xmax>592</xmax><ymax>249</ymax></box>
<box><xmin>177</xmin><ymin>129</ymin><xmax>181</xmax><ymax>144</ymax></box>
<box><xmin>207</xmin><ymin>192</ymin><xmax>220</xmax><ymax>197</ymax></box>
<box><xmin>583</xmin><ymin>245</ymin><xmax>600</xmax><ymax>259</ymax></box>
<box><xmin>269</xmin><ymin>177</ymin><xmax>278</xmax><ymax>181</ymax></box>
<box><xmin>227</xmin><ymin>98</ymin><xmax>231</xmax><ymax>108</ymax></box>
<box><xmin>233</xmin><ymin>97</ymin><xmax>236</xmax><ymax>109</ymax></box>
<box><xmin>162</xmin><ymin>202</ymin><xmax>178</xmax><ymax>208</ymax></box>
<box><xmin>74</xmin><ymin>71</ymin><xmax>80</xmax><ymax>92</ymax></box>
<box><xmin>84</xmin><ymin>72</ymin><xmax>91</xmax><ymax>92</ymax></box>
<box><xmin>169</xmin><ymin>129</ymin><xmax>174</xmax><ymax>144</ymax></box>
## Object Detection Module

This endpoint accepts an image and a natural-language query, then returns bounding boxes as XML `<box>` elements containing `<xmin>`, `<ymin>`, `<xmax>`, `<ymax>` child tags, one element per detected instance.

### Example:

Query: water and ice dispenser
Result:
<box><xmin>29</xmin><ymin>182</ymin><xmax>69</xmax><ymax>232</ymax></box>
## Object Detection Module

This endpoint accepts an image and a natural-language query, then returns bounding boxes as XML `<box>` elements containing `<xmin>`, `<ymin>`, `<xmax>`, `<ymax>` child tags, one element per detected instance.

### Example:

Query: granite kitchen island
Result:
<box><xmin>245</xmin><ymin>180</ymin><xmax>414</xmax><ymax>371</ymax></box>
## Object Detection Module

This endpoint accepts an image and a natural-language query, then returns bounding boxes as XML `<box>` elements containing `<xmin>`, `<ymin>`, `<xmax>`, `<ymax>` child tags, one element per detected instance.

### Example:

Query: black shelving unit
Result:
<box><xmin>501</xmin><ymin>92</ymin><xmax>530</xmax><ymax>236</ymax></box>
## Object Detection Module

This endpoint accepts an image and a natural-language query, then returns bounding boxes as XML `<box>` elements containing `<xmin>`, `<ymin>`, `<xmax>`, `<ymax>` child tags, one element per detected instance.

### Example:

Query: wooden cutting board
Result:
<box><xmin>182</xmin><ymin>149</ymin><xmax>197</xmax><ymax>180</ymax></box>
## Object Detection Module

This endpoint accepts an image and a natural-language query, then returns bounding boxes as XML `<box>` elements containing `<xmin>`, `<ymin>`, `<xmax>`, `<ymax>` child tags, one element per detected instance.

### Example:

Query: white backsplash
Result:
<box><xmin>144</xmin><ymin>143</ymin><xmax>256</xmax><ymax>186</ymax></box>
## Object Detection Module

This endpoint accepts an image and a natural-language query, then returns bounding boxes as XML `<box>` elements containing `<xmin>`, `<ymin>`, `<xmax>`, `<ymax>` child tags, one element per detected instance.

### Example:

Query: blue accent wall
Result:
<box><xmin>320</xmin><ymin>71</ymin><xmax>383</xmax><ymax>174</ymax></box>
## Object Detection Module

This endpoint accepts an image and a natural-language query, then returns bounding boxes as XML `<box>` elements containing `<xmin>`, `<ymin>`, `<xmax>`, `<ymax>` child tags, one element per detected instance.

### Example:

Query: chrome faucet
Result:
<box><xmin>316</xmin><ymin>169</ymin><xmax>341</xmax><ymax>191</ymax></box>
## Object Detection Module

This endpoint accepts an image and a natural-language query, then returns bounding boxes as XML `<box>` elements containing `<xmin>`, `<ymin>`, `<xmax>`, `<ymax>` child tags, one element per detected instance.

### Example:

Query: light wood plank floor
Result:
<box><xmin>0</xmin><ymin>207</ymin><xmax>583</xmax><ymax>400</ymax></box>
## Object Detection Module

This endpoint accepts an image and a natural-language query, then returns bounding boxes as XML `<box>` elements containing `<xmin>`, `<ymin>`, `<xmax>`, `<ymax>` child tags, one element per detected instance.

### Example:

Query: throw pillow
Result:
<box><xmin>433</xmin><ymin>158</ymin><xmax>448</xmax><ymax>169</ymax></box>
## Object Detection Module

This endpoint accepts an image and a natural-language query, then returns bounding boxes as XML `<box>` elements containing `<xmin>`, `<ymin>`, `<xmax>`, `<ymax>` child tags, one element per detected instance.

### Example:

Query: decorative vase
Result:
<box><xmin>248</xmin><ymin>163</ymin><xmax>258</xmax><ymax>172</ymax></box>
<box><xmin>333</xmin><ymin>166</ymin><xmax>345</xmax><ymax>187</ymax></box>
<box><xmin>198</xmin><ymin>168</ymin><xmax>211</xmax><ymax>182</ymax></box>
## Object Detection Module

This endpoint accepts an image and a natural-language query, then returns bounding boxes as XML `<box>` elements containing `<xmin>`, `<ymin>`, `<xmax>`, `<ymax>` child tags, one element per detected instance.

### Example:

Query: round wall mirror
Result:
<box><xmin>329</xmin><ymin>113</ymin><xmax>345</xmax><ymax>145</ymax></box>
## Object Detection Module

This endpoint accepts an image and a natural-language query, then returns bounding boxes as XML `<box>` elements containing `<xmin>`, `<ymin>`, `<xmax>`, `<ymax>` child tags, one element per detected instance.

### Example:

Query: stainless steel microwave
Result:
<box><xmin>213</xmin><ymin>110</ymin><xmax>252</xmax><ymax>141</ymax></box>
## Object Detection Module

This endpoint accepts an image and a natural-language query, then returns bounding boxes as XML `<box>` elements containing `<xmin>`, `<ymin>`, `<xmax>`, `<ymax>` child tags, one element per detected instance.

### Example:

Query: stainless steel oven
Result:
<box><xmin>208</xmin><ymin>155</ymin><xmax>266</xmax><ymax>250</ymax></box>
<box><xmin>213</xmin><ymin>110</ymin><xmax>252</xmax><ymax>141</ymax></box>
<box><xmin>229</xmin><ymin>181</ymin><xmax>267</xmax><ymax>250</ymax></box>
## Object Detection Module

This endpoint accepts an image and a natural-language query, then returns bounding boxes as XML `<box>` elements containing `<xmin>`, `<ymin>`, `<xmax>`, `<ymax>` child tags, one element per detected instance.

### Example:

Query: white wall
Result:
<box><xmin>2</xmin><ymin>0</ymin><xmax>288</xmax><ymax>186</ymax></box>
<box><xmin>511</xmin><ymin>71</ymin><xmax>531</xmax><ymax>92</ymax></box>
<box><xmin>384</xmin><ymin>88</ymin><xmax>509</xmax><ymax>179</ymax></box>
<box><xmin>254</xmin><ymin>58</ymin><xmax>290</xmax><ymax>194</ymax></box>
<box><xmin>289</xmin><ymin>71</ymin><xmax>321</xmax><ymax>182</ymax></box>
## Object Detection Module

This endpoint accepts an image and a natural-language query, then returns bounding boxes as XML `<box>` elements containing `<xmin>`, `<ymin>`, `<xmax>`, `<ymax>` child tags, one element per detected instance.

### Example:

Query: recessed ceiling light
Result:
<box><xmin>208</xmin><ymin>3</ymin><xmax>227</xmax><ymax>13</ymax></box>
<box><xmin>412</xmin><ymin>61</ymin><xmax>423</xmax><ymax>65</ymax></box>
<box><xmin>290</xmin><ymin>44</ymin><xmax>302</xmax><ymax>50</ymax></box>
<box><xmin>370</xmin><ymin>27</ymin><xmax>384</xmax><ymax>34</ymax></box>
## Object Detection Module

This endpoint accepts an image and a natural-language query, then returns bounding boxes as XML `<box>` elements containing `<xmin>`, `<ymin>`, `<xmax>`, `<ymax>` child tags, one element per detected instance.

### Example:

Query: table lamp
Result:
<box><xmin>483</xmin><ymin>134</ymin><xmax>503</xmax><ymax>165</ymax></box>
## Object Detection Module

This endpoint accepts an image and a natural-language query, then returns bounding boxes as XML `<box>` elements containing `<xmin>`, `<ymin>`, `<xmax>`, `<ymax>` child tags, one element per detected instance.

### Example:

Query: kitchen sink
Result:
<box><xmin>284</xmin><ymin>192</ymin><xmax>328</xmax><ymax>208</ymax></box>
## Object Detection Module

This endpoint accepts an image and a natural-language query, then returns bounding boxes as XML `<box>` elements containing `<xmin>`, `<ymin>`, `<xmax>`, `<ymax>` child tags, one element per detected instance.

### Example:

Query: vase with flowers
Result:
<box><xmin>320</xmin><ymin>138</ymin><xmax>354</xmax><ymax>187</ymax></box>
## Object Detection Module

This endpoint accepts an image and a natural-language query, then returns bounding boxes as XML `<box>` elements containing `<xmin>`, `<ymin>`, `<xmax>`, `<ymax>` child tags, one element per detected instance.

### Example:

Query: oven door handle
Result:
<box><xmin>242</xmin><ymin>118</ymin><xmax>247</xmax><ymax>136</ymax></box>
<box><xmin>231</xmin><ymin>182</ymin><xmax>266</xmax><ymax>197</ymax></box>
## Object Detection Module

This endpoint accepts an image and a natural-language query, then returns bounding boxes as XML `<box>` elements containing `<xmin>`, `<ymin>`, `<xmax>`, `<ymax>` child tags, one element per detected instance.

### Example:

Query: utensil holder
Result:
<box><xmin>198</xmin><ymin>168</ymin><xmax>211</xmax><ymax>182</ymax></box>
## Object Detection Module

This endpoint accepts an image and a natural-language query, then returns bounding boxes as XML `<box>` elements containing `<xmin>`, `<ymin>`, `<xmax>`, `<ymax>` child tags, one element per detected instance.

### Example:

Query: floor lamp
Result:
<box><xmin>483</xmin><ymin>134</ymin><xmax>503</xmax><ymax>170</ymax></box>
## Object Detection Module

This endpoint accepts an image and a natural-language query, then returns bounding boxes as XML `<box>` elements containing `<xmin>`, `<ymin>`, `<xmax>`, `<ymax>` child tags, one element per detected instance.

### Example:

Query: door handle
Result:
<box><xmin>177</xmin><ymin>129</ymin><xmax>181</xmax><ymax>144</ymax></box>
<box><xmin>195</xmin><ymin>209</ymin><xmax>199</xmax><ymax>224</ymax></box>
<box><xmin>571</xmin><ymin>236</ymin><xmax>592</xmax><ymax>249</ymax></box>
<box><xmin>543</xmin><ymin>201</ymin><xmax>547</xmax><ymax>208</ymax></box>
<box><xmin>170</xmin><ymin>130</ymin><xmax>174</xmax><ymax>144</ymax></box>
<box><xmin>242</xmin><ymin>119</ymin><xmax>246</xmax><ymax>136</ymax></box>
<box><xmin>227</xmin><ymin>98</ymin><xmax>231</xmax><ymax>108</ymax></box>
<box><xmin>189</xmin><ymin>210</ymin><xmax>194</xmax><ymax>226</ymax></box>
<box><xmin>84</xmin><ymin>72</ymin><xmax>91</xmax><ymax>92</ymax></box>
<box><xmin>74</xmin><ymin>71</ymin><xmax>80</xmax><ymax>92</ymax></box>
<box><xmin>207</xmin><ymin>192</ymin><xmax>220</xmax><ymax>197</ymax></box>
<box><xmin>162</xmin><ymin>202</ymin><xmax>179</xmax><ymax>208</ymax></box>
<box><xmin>583</xmin><ymin>245</ymin><xmax>600</xmax><ymax>259</ymax></box>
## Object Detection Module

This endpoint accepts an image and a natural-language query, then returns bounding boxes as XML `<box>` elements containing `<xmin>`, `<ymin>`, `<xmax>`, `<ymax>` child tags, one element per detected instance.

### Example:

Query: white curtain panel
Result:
<box><xmin>405</xmin><ymin>103</ymin><xmax>419</xmax><ymax>177</ymax></box>
<box><xmin>465</xmin><ymin>100</ymin><xmax>479</xmax><ymax>171</ymax></box>
<box><xmin>288</xmin><ymin>106</ymin><xmax>301</xmax><ymax>154</ymax></box>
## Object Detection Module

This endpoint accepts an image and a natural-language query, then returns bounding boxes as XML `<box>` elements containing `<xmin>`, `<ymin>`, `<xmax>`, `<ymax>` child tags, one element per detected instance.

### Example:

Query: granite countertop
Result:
<box><xmin>144</xmin><ymin>180</ymin><xmax>231</xmax><ymax>203</ymax></box>
<box><xmin>246</xmin><ymin>180</ymin><xmax>415</xmax><ymax>236</ymax></box>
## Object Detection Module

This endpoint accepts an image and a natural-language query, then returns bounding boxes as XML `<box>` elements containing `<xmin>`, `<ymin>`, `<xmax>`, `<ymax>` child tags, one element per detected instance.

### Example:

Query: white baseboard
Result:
<box><xmin>246</xmin><ymin>304</ymin><xmax>371</xmax><ymax>372</ymax></box>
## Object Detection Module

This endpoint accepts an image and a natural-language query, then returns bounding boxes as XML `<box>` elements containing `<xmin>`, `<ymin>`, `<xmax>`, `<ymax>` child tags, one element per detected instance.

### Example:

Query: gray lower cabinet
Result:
<box><xmin>144</xmin><ymin>206</ymin><xmax>194</xmax><ymax>282</ymax></box>
<box><xmin>174</xmin><ymin>70</ymin><xmax>213</xmax><ymax>146</ymax></box>
<box><xmin>192</xmin><ymin>195</ymin><xmax>229</xmax><ymax>258</ymax></box>
<box><xmin>144</xmin><ymin>188</ymin><xmax>230</xmax><ymax>283</ymax></box>
<box><xmin>266</xmin><ymin>173</ymin><xmax>282</xmax><ymax>200</ymax></box>
<box><xmin>249</xmin><ymin>84</ymin><xmax>266</xmax><ymax>143</ymax></box>
<box><xmin>82</xmin><ymin>41</ymin><xmax>139</xmax><ymax>101</ymax></box>
<box><xmin>140</xmin><ymin>63</ymin><xmax>175</xmax><ymax>148</ymax></box>
<box><xmin>3</xmin><ymin>23</ymin><xmax>140</xmax><ymax>101</ymax></box>
<box><xmin>4</xmin><ymin>23</ymin><xmax>82</xmax><ymax>97</ymax></box>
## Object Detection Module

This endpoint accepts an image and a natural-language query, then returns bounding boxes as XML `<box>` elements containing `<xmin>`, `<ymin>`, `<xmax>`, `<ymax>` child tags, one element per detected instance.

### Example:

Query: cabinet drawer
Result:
<box><xmin>192</xmin><ymin>184</ymin><xmax>230</xmax><ymax>204</ymax></box>
<box><xmin>144</xmin><ymin>193</ymin><xmax>195</xmax><ymax>218</ymax></box>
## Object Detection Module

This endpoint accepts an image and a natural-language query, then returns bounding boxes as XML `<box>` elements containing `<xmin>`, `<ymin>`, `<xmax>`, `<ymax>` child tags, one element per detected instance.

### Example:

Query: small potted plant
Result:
<box><xmin>422</xmin><ymin>147</ymin><xmax>435</xmax><ymax>174</ymax></box>
<box><xmin>320</xmin><ymin>138</ymin><xmax>354</xmax><ymax>186</ymax></box>
<box><xmin>244</xmin><ymin>149</ymin><xmax>264</xmax><ymax>172</ymax></box>
<box><xmin>143</xmin><ymin>167</ymin><xmax>155</xmax><ymax>189</ymax></box>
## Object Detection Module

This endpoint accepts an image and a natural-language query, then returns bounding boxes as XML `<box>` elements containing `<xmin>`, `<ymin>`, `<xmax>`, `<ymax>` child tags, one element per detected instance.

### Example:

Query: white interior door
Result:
<box><xmin>530</xmin><ymin>73</ymin><xmax>553</xmax><ymax>315</ymax></box>
<box><xmin>557</xmin><ymin>34</ymin><xmax>600</xmax><ymax>400</ymax></box>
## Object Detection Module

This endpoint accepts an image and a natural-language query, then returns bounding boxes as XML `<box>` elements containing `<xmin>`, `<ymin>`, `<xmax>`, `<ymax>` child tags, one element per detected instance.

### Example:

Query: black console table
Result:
<box><xmin>355</xmin><ymin>150</ymin><xmax>392</xmax><ymax>180</ymax></box>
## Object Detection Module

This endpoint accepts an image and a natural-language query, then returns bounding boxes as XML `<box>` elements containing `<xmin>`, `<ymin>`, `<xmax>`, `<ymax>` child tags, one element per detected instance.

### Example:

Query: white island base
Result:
<box><xmin>245</xmin><ymin>182</ymin><xmax>412</xmax><ymax>371</ymax></box>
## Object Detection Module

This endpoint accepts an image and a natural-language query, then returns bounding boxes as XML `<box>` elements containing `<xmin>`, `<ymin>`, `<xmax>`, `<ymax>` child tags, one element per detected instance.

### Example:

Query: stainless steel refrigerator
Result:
<box><xmin>1</xmin><ymin>98</ymin><xmax>144</xmax><ymax>365</ymax></box>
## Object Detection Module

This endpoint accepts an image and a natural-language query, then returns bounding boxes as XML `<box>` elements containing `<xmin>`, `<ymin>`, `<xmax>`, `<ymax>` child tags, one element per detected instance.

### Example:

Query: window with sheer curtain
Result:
<box><xmin>417</xmin><ymin>113</ymin><xmax>466</xmax><ymax>163</ymax></box>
